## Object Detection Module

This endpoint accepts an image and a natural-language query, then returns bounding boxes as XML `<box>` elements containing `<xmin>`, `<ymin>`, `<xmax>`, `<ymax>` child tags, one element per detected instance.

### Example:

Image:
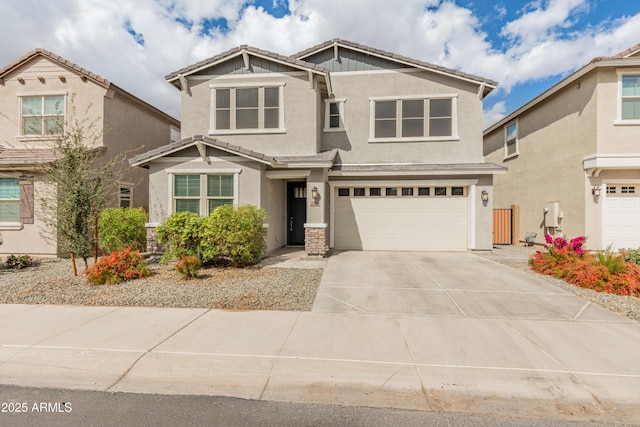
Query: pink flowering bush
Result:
<box><xmin>544</xmin><ymin>234</ymin><xmax>587</xmax><ymax>255</ymax></box>
<box><xmin>530</xmin><ymin>234</ymin><xmax>639</xmax><ymax>297</ymax></box>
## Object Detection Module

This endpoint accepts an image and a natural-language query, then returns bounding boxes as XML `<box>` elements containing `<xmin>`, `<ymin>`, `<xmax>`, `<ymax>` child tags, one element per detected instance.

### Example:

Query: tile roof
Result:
<box><xmin>0</xmin><ymin>145</ymin><xmax>104</xmax><ymax>170</ymax></box>
<box><xmin>129</xmin><ymin>135</ymin><xmax>339</xmax><ymax>168</ymax></box>
<box><xmin>165</xmin><ymin>45</ymin><xmax>329</xmax><ymax>82</ymax></box>
<box><xmin>0</xmin><ymin>147</ymin><xmax>58</xmax><ymax>169</ymax></box>
<box><xmin>607</xmin><ymin>43</ymin><xmax>640</xmax><ymax>59</ymax></box>
<box><xmin>293</xmin><ymin>38</ymin><xmax>498</xmax><ymax>87</ymax></box>
<box><xmin>129</xmin><ymin>135</ymin><xmax>275</xmax><ymax>166</ymax></box>
<box><xmin>0</xmin><ymin>48</ymin><xmax>110</xmax><ymax>87</ymax></box>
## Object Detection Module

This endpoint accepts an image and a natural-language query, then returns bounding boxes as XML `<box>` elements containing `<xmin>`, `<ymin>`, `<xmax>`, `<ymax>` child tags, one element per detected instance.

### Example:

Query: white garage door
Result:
<box><xmin>334</xmin><ymin>185</ymin><xmax>468</xmax><ymax>251</ymax></box>
<box><xmin>603</xmin><ymin>184</ymin><xmax>640</xmax><ymax>250</ymax></box>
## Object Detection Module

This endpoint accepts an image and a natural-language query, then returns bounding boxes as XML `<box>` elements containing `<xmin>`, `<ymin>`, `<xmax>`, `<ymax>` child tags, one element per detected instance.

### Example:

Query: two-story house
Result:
<box><xmin>131</xmin><ymin>39</ymin><xmax>505</xmax><ymax>256</ymax></box>
<box><xmin>0</xmin><ymin>49</ymin><xmax>180</xmax><ymax>256</ymax></box>
<box><xmin>484</xmin><ymin>44</ymin><xmax>640</xmax><ymax>251</ymax></box>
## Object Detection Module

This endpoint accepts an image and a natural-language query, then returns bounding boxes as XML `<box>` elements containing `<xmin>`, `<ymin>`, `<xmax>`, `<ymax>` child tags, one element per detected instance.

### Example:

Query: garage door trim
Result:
<box><xmin>329</xmin><ymin>179</ymin><xmax>478</xmax><ymax>250</ymax></box>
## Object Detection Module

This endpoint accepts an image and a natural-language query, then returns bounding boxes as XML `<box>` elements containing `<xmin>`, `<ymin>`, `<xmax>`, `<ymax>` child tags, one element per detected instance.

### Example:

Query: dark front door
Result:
<box><xmin>287</xmin><ymin>182</ymin><xmax>307</xmax><ymax>245</ymax></box>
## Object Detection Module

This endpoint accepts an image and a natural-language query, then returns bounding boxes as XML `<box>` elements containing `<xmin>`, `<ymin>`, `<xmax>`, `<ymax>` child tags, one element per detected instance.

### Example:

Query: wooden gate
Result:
<box><xmin>492</xmin><ymin>208</ymin><xmax>512</xmax><ymax>245</ymax></box>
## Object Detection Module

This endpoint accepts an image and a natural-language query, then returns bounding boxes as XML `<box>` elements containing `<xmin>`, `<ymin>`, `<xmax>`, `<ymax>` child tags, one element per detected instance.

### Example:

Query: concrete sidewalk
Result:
<box><xmin>0</xmin><ymin>251</ymin><xmax>639</xmax><ymax>424</ymax></box>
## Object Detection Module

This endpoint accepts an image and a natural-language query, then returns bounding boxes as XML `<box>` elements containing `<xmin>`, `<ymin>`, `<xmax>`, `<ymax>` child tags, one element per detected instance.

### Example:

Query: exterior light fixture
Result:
<box><xmin>481</xmin><ymin>190</ymin><xmax>489</xmax><ymax>202</ymax></box>
<box><xmin>592</xmin><ymin>184</ymin><xmax>601</xmax><ymax>197</ymax></box>
<box><xmin>311</xmin><ymin>186</ymin><xmax>320</xmax><ymax>206</ymax></box>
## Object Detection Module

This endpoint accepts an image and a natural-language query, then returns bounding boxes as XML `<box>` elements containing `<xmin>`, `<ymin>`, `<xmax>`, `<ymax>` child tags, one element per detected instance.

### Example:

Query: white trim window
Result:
<box><xmin>173</xmin><ymin>173</ymin><xmax>237</xmax><ymax>215</ymax></box>
<box><xmin>621</xmin><ymin>74</ymin><xmax>640</xmax><ymax>121</ymax></box>
<box><xmin>504</xmin><ymin>121</ymin><xmax>518</xmax><ymax>158</ymax></box>
<box><xmin>170</xmin><ymin>126</ymin><xmax>181</xmax><ymax>143</ymax></box>
<box><xmin>118</xmin><ymin>183</ymin><xmax>133</xmax><ymax>208</ymax></box>
<box><xmin>324</xmin><ymin>98</ymin><xmax>346</xmax><ymax>132</ymax></box>
<box><xmin>21</xmin><ymin>95</ymin><xmax>65</xmax><ymax>136</ymax></box>
<box><xmin>368</xmin><ymin>95</ymin><xmax>458</xmax><ymax>142</ymax></box>
<box><xmin>0</xmin><ymin>177</ymin><xmax>20</xmax><ymax>222</ymax></box>
<box><xmin>210</xmin><ymin>83</ymin><xmax>285</xmax><ymax>134</ymax></box>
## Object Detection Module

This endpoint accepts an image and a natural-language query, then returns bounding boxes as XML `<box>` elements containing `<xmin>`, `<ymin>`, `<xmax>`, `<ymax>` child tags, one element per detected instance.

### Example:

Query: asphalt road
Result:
<box><xmin>0</xmin><ymin>385</ymin><xmax>617</xmax><ymax>427</ymax></box>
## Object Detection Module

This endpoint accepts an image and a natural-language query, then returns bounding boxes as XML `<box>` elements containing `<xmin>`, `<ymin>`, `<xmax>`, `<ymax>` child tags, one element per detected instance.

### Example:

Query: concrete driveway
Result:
<box><xmin>313</xmin><ymin>250</ymin><xmax>609</xmax><ymax>319</ymax></box>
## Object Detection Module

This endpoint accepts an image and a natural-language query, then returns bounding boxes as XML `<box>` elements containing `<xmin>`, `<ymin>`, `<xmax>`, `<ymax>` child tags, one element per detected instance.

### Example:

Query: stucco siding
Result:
<box><xmin>181</xmin><ymin>73</ymin><xmax>318</xmax><ymax>155</ymax></box>
<box><xmin>596</xmin><ymin>68</ymin><xmax>640</xmax><ymax>154</ymax></box>
<box><xmin>323</xmin><ymin>69</ymin><xmax>484</xmax><ymax>164</ymax></box>
<box><xmin>484</xmin><ymin>71</ymin><xmax>598</xmax><ymax>246</ymax></box>
<box><xmin>103</xmin><ymin>91</ymin><xmax>176</xmax><ymax>210</ymax></box>
<box><xmin>0</xmin><ymin>180</ymin><xmax>57</xmax><ymax>256</ymax></box>
<box><xmin>0</xmin><ymin>57</ymin><xmax>106</xmax><ymax>149</ymax></box>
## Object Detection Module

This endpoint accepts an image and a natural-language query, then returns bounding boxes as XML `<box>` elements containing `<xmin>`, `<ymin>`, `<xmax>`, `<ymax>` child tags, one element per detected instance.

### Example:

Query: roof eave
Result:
<box><xmin>484</xmin><ymin>57</ymin><xmax>640</xmax><ymax>135</ymax></box>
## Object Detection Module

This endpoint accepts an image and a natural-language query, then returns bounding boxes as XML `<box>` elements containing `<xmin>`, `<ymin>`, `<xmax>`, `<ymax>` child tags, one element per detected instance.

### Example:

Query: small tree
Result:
<box><xmin>37</xmin><ymin>105</ymin><xmax>124</xmax><ymax>275</ymax></box>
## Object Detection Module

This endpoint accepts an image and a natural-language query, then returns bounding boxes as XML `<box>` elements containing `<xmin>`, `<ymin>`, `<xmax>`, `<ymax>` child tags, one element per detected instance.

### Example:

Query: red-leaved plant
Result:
<box><xmin>529</xmin><ymin>235</ymin><xmax>639</xmax><ymax>297</ymax></box>
<box><xmin>83</xmin><ymin>247</ymin><xmax>151</xmax><ymax>285</ymax></box>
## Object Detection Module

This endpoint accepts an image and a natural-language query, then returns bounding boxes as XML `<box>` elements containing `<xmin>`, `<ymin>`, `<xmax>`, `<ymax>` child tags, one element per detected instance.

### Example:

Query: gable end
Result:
<box><xmin>303</xmin><ymin>46</ymin><xmax>405</xmax><ymax>72</ymax></box>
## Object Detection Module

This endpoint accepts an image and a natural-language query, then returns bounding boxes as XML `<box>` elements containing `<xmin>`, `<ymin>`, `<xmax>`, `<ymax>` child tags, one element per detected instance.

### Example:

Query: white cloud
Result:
<box><xmin>1</xmin><ymin>0</ymin><xmax>639</xmax><ymax>122</ymax></box>
<box><xmin>483</xmin><ymin>101</ymin><xmax>507</xmax><ymax>128</ymax></box>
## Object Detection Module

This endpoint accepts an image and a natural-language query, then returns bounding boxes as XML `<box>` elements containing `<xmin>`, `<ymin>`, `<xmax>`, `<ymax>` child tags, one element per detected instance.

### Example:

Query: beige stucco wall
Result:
<box><xmin>0</xmin><ymin>180</ymin><xmax>57</xmax><ymax>256</ymax></box>
<box><xmin>0</xmin><ymin>57</ymin><xmax>106</xmax><ymax>149</ymax></box>
<box><xmin>147</xmin><ymin>156</ymin><xmax>284</xmax><ymax>252</ymax></box>
<box><xmin>0</xmin><ymin>55</ymin><xmax>179</xmax><ymax>256</ymax></box>
<box><xmin>322</xmin><ymin>70</ymin><xmax>485</xmax><ymax>164</ymax></box>
<box><xmin>596</xmin><ymin>68</ymin><xmax>640</xmax><ymax>153</ymax></box>
<box><xmin>484</xmin><ymin>71</ymin><xmax>598</xmax><ymax>246</ymax></box>
<box><xmin>103</xmin><ymin>91</ymin><xmax>177</xmax><ymax>210</ymax></box>
<box><xmin>181</xmin><ymin>73</ymin><xmax>318</xmax><ymax>156</ymax></box>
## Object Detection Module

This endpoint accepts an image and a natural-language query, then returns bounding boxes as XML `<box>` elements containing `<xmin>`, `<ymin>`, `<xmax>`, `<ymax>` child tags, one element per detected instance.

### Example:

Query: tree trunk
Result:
<box><xmin>94</xmin><ymin>206</ymin><xmax>99</xmax><ymax>264</ymax></box>
<box><xmin>70</xmin><ymin>253</ymin><xmax>78</xmax><ymax>277</ymax></box>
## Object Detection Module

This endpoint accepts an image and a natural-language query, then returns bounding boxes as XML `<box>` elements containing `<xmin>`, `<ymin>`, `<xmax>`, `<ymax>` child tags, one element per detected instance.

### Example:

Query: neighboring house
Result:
<box><xmin>484</xmin><ymin>44</ymin><xmax>640</xmax><ymax>251</ymax></box>
<box><xmin>0</xmin><ymin>48</ymin><xmax>180</xmax><ymax>256</ymax></box>
<box><xmin>131</xmin><ymin>39</ymin><xmax>504</xmax><ymax>256</ymax></box>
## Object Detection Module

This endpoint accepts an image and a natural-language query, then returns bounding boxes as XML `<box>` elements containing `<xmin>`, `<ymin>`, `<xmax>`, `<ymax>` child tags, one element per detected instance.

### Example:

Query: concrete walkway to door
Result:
<box><xmin>311</xmin><ymin>250</ymin><xmax>640</xmax><ymax>422</ymax></box>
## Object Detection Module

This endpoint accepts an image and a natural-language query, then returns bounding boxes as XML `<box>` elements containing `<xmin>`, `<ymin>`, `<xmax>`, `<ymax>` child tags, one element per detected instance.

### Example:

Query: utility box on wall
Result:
<box><xmin>545</xmin><ymin>201</ymin><xmax>560</xmax><ymax>227</ymax></box>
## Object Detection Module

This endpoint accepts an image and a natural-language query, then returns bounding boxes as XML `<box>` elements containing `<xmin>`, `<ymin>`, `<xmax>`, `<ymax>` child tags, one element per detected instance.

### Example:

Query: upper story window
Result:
<box><xmin>170</xmin><ymin>126</ymin><xmax>181</xmax><ymax>143</ymax></box>
<box><xmin>21</xmin><ymin>95</ymin><xmax>65</xmax><ymax>136</ymax></box>
<box><xmin>504</xmin><ymin>121</ymin><xmax>518</xmax><ymax>159</ymax></box>
<box><xmin>369</xmin><ymin>95</ymin><xmax>458</xmax><ymax>142</ymax></box>
<box><xmin>324</xmin><ymin>98</ymin><xmax>346</xmax><ymax>132</ymax></box>
<box><xmin>621</xmin><ymin>74</ymin><xmax>640</xmax><ymax>120</ymax></box>
<box><xmin>173</xmin><ymin>173</ymin><xmax>236</xmax><ymax>216</ymax></box>
<box><xmin>210</xmin><ymin>83</ymin><xmax>285</xmax><ymax>134</ymax></box>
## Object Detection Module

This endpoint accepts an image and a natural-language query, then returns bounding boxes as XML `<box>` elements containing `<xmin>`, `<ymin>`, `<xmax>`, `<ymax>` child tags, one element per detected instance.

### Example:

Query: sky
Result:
<box><xmin>1</xmin><ymin>0</ymin><xmax>639</xmax><ymax>128</ymax></box>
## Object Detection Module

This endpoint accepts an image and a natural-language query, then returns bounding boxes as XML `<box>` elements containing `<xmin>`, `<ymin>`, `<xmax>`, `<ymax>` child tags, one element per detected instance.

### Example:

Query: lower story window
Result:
<box><xmin>0</xmin><ymin>178</ymin><xmax>20</xmax><ymax>222</ymax></box>
<box><xmin>174</xmin><ymin>174</ymin><xmax>235</xmax><ymax>215</ymax></box>
<box><xmin>118</xmin><ymin>184</ymin><xmax>132</xmax><ymax>208</ymax></box>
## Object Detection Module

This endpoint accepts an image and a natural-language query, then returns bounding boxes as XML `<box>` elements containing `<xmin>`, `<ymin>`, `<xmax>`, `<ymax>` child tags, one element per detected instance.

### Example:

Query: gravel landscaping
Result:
<box><xmin>1</xmin><ymin>246</ymin><xmax>639</xmax><ymax>320</ymax></box>
<box><xmin>0</xmin><ymin>257</ymin><xmax>323</xmax><ymax>311</ymax></box>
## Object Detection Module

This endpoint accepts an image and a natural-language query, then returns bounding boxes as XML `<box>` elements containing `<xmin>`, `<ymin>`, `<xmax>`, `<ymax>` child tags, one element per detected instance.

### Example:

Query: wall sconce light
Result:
<box><xmin>592</xmin><ymin>184</ymin><xmax>601</xmax><ymax>197</ymax></box>
<box><xmin>481</xmin><ymin>190</ymin><xmax>489</xmax><ymax>202</ymax></box>
<box><xmin>311</xmin><ymin>186</ymin><xmax>320</xmax><ymax>206</ymax></box>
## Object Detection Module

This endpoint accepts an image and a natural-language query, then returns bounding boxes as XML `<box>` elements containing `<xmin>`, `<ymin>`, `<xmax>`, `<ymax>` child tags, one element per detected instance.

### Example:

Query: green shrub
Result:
<box><xmin>83</xmin><ymin>247</ymin><xmax>151</xmax><ymax>285</ymax></box>
<box><xmin>98</xmin><ymin>207</ymin><xmax>148</xmax><ymax>253</ymax></box>
<box><xmin>202</xmin><ymin>204</ymin><xmax>266</xmax><ymax>265</ymax></box>
<box><xmin>595</xmin><ymin>248</ymin><xmax>626</xmax><ymax>275</ymax></box>
<box><xmin>6</xmin><ymin>254</ymin><xmax>33</xmax><ymax>269</ymax></box>
<box><xmin>622</xmin><ymin>249</ymin><xmax>640</xmax><ymax>266</ymax></box>
<box><xmin>175</xmin><ymin>255</ymin><xmax>202</xmax><ymax>279</ymax></box>
<box><xmin>155</xmin><ymin>211</ymin><xmax>205</xmax><ymax>262</ymax></box>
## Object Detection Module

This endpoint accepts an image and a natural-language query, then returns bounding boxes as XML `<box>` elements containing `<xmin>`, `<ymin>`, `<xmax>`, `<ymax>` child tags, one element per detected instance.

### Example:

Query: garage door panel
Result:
<box><xmin>603</xmin><ymin>185</ymin><xmax>640</xmax><ymax>250</ymax></box>
<box><xmin>334</xmin><ymin>188</ymin><xmax>468</xmax><ymax>251</ymax></box>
